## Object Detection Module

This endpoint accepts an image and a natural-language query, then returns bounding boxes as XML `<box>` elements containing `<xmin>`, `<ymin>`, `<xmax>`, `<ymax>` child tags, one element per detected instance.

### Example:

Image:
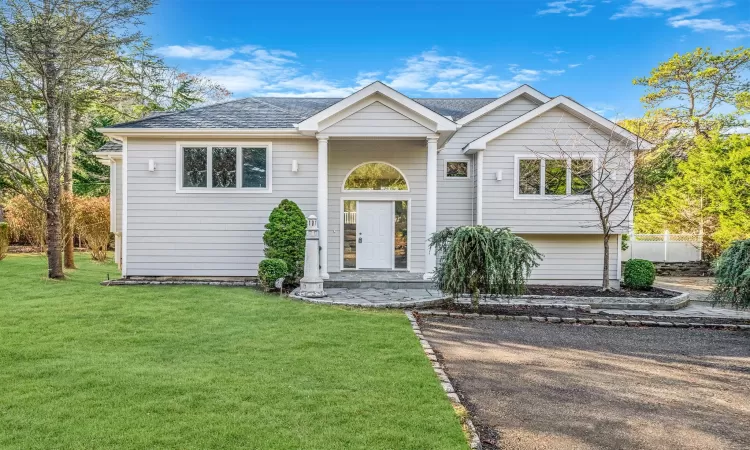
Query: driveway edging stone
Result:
<box><xmin>405</xmin><ymin>311</ymin><xmax>482</xmax><ymax>450</ymax></box>
<box><xmin>415</xmin><ymin>310</ymin><xmax>750</xmax><ymax>331</ymax></box>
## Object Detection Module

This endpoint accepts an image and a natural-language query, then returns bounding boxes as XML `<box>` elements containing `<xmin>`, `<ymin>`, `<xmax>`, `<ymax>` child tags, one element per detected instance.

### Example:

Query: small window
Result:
<box><xmin>544</xmin><ymin>159</ymin><xmax>567</xmax><ymax>195</ymax></box>
<box><xmin>571</xmin><ymin>159</ymin><xmax>593</xmax><ymax>195</ymax></box>
<box><xmin>517</xmin><ymin>157</ymin><xmax>595</xmax><ymax>197</ymax></box>
<box><xmin>179</xmin><ymin>144</ymin><xmax>270</xmax><ymax>192</ymax></box>
<box><xmin>183</xmin><ymin>147</ymin><xmax>208</xmax><ymax>188</ymax></box>
<box><xmin>344</xmin><ymin>162</ymin><xmax>408</xmax><ymax>191</ymax></box>
<box><xmin>446</xmin><ymin>161</ymin><xmax>469</xmax><ymax>178</ymax></box>
<box><xmin>518</xmin><ymin>159</ymin><xmax>541</xmax><ymax>195</ymax></box>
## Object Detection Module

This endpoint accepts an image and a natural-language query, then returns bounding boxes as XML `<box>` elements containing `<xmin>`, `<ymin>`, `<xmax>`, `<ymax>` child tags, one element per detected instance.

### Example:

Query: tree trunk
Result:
<box><xmin>44</xmin><ymin>27</ymin><xmax>64</xmax><ymax>279</ymax></box>
<box><xmin>602</xmin><ymin>234</ymin><xmax>611</xmax><ymax>291</ymax></box>
<box><xmin>63</xmin><ymin>101</ymin><xmax>76</xmax><ymax>269</ymax></box>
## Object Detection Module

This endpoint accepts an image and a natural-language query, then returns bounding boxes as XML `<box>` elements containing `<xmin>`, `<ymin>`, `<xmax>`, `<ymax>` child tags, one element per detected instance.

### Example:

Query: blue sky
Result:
<box><xmin>144</xmin><ymin>0</ymin><xmax>749</xmax><ymax>118</ymax></box>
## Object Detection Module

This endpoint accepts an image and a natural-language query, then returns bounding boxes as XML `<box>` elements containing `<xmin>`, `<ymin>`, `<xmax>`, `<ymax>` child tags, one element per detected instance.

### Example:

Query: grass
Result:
<box><xmin>0</xmin><ymin>254</ymin><xmax>467</xmax><ymax>449</ymax></box>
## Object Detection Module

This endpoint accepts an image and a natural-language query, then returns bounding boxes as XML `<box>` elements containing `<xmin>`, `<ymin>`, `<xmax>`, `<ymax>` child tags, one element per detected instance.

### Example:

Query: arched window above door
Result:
<box><xmin>343</xmin><ymin>162</ymin><xmax>409</xmax><ymax>191</ymax></box>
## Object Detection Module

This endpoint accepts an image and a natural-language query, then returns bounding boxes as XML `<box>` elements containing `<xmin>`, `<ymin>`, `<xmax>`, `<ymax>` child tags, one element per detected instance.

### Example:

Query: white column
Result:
<box><xmin>425</xmin><ymin>137</ymin><xmax>438</xmax><ymax>279</ymax></box>
<box><xmin>476</xmin><ymin>150</ymin><xmax>484</xmax><ymax>225</ymax></box>
<box><xmin>317</xmin><ymin>136</ymin><xmax>329</xmax><ymax>279</ymax></box>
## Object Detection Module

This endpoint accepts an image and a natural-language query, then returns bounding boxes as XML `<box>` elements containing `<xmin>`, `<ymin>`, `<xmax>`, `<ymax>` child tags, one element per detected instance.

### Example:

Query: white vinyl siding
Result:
<box><xmin>125</xmin><ymin>137</ymin><xmax>317</xmax><ymax>277</ymax></box>
<box><xmin>522</xmin><ymin>234</ymin><xmax>619</xmax><ymax>286</ymax></box>
<box><xmin>482</xmin><ymin>106</ymin><xmax>631</xmax><ymax>233</ymax></box>
<box><xmin>322</xmin><ymin>101</ymin><xmax>433</xmax><ymax>136</ymax></box>
<box><xmin>327</xmin><ymin>140</ymin><xmax>426</xmax><ymax>273</ymax></box>
<box><xmin>437</xmin><ymin>96</ymin><xmax>540</xmax><ymax>228</ymax></box>
<box><xmin>115</xmin><ymin>162</ymin><xmax>123</xmax><ymax>233</ymax></box>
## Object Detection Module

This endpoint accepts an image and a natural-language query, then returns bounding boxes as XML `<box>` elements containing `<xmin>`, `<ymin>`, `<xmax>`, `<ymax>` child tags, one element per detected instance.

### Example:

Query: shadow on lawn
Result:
<box><xmin>421</xmin><ymin>318</ymin><xmax>750</xmax><ymax>450</ymax></box>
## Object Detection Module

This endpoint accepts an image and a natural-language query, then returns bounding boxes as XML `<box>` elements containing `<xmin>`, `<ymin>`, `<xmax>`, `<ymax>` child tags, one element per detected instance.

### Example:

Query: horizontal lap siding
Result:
<box><xmin>482</xmin><ymin>107</ymin><xmax>631</xmax><ymax>233</ymax></box>
<box><xmin>327</xmin><ymin>140</ymin><xmax>426</xmax><ymax>273</ymax></box>
<box><xmin>322</xmin><ymin>102</ymin><xmax>432</xmax><ymax>136</ymax></box>
<box><xmin>126</xmin><ymin>137</ymin><xmax>317</xmax><ymax>277</ymax></box>
<box><xmin>522</xmin><ymin>234</ymin><xmax>618</xmax><ymax>285</ymax></box>
<box><xmin>438</xmin><ymin>97</ymin><xmax>539</xmax><ymax>229</ymax></box>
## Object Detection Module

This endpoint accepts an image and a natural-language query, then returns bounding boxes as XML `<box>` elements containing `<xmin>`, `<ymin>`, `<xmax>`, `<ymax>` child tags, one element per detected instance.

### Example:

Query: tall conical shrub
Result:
<box><xmin>263</xmin><ymin>199</ymin><xmax>307</xmax><ymax>280</ymax></box>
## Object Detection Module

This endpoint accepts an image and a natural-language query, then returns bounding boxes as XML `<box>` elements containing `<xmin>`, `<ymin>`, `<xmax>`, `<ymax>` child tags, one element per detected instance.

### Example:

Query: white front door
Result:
<box><xmin>357</xmin><ymin>201</ymin><xmax>393</xmax><ymax>269</ymax></box>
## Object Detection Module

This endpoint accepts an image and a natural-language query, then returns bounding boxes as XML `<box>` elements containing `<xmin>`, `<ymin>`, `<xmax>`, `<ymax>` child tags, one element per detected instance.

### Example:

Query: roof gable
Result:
<box><xmin>297</xmin><ymin>81</ymin><xmax>456</xmax><ymax>134</ymax></box>
<box><xmin>464</xmin><ymin>96</ymin><xmax>654</xmax><ymax>153</ymax></box>
<box><xmin>455</xmin><ymin>85</ymin><xmax>549</xmax><ymax>125</ymax></box>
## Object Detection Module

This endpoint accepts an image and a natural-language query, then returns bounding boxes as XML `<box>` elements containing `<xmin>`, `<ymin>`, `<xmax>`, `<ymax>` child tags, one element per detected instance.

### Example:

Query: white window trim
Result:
<box><xmin>513</xmin><ymin>154</ymin><xmax>597</xmax><ymax>200</ymax></box>
<box><xmin>175</xmin><ymin>141</ymin><xmax>272</xmax><ymax>194</ymax></box>
<box><xmin>444</xmin><ymin>159</ymin><xmax>470</xmax><ymax>180</ymax></box>
<box><xmin>340</xmin><ymin>161</ymin><xmax>410</xmax><ymax>192</ymax></box>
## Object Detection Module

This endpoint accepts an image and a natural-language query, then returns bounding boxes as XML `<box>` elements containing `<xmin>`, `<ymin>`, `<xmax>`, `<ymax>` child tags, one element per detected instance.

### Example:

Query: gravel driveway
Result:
<box><xmin>421</xmin><ymin>317</ymin><xmax>750</xmax><ymax>450</ymax></box>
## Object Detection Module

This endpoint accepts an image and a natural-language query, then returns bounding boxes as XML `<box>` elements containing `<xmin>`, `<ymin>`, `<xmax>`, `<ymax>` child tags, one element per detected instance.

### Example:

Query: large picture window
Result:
<box><xmin>516</xmin><ymin>156</ymin><xmax>595</xmax><ymax>197</ymax></box>
<box><xmin>177</xmin><ymin>143</ymin><xmax>271</xmax><ymax>192</ymax></box>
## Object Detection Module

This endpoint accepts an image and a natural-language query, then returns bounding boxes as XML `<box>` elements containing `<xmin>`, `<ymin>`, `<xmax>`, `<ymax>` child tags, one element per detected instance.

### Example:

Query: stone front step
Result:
<box><xmin>324</xmin><ymin>271</ymin><xmax>435</xmax><ymax>289</ymax></box>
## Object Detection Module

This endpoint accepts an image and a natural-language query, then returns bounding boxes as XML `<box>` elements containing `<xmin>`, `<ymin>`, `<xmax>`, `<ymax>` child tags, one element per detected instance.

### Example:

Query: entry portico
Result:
<box><xmin>297</xmin><ymin>82</ymin><xmax>457</xmax><ymax>279</ymax></box>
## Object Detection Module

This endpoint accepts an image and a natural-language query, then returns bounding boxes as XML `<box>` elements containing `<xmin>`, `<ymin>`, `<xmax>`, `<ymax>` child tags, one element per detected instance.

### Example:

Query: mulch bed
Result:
<box><xmin>523</xmin><ymin>285</ymin><xmax>674</xmax><ymax>298</ymax></box>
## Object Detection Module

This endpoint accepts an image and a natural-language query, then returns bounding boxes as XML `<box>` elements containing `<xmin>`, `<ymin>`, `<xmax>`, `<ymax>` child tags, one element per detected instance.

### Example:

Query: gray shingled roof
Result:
<box><xmin>96</xmin><ymin>141</ymin><xmax>122</xmax><ymax>153</ymax></box>
<box><xmin>107</xmin><ymin>96</ymin><xmax>499</xmax><ymax>129</ymax></box>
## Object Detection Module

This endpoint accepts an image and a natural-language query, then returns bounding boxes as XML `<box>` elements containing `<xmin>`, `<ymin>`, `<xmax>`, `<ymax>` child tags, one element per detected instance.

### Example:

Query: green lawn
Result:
<box><xmin>0</xmin><ymin>255</ymin><xmax>467</xmax><ymax>449</ymax></box>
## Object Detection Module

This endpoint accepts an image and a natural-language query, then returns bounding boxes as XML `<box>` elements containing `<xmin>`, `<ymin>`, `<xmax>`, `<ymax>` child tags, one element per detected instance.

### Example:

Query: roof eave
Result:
<box><xmin>97</xmin><ymin>127</ymin><xmax>303</xmax><ymax>138</ymax></box>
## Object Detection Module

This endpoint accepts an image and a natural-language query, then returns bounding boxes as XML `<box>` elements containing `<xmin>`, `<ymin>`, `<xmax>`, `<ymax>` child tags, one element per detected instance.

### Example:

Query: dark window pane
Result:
<box><xmin>571</xmin><ymin>159</ymin><xmax>593</xmax><ymax>195</ymax></box>
<box><xmin>343</xmin><ymin>200</ymin><xmax>357</xmax><ymax>269</ymax></box>
<box><xmin>212</xmin><ymin>147</ymin><xmax>237</xmax><ymax>188</ymax></box>
<box><xmin>183</xmin><ymin>147</ymin><xmax>207</xmax><ymax>188</ymax></box>
<box><xmin>518</xmin><ymin>159</ymin><xmax>541</xmax><ymax>195</ymax></box>
<box><xmin>446</xmin><ymin>161</ymin><xmax>468</xmax><ymax>178</ymax></box>
<box><xmin>344</xmin><ymin>163</ymin><xmax>407</xmax><ymax>191</ymax></box>
<box><xmin>394</xmin><ymin>201</ymin><xmax>408</xmax><ymax>269</ymax></box>
<box><xmin>242</xmin><ymin>147</ymin><xmax>267</xmax><ymax>188</ymax></box>
<box><xmin>545</xmin><ymin>159</ymin><xmax>567</xmax><ymax>195</ymax></box>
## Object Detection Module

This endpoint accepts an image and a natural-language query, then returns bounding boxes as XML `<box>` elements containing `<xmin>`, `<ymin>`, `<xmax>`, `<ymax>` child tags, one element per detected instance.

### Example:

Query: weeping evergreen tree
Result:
<box><xmin>711</xmin><ymin>239</ymin><xmax>750</xmax><ymax>309</ymax></box>
<box><xmin>429</xmin><ymin>226</ymin><xmax>543</xmax><ymax>310</ymax></box>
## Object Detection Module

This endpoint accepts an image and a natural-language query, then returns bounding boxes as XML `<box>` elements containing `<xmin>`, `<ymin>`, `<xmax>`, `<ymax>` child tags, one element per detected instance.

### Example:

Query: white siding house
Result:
<box><xmin>95</xmin><ymin>82</ymin><xmax>651</xmax><ymax>286</ymax></box>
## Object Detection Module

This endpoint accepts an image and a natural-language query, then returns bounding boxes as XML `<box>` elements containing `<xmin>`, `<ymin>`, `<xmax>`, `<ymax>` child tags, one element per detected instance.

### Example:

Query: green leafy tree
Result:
<box><xmin>429</xmin><ymin>226</ymin><xmax>542</xmax><ymax>310</ymax></box>
<box><xmin>263</xmin><ymin>200</ymin><xmax>307</xmax><ymax>281</ymax></box>
<box><xmin>636</xmin><ymin>134</ymin><xmax>750</xmax><ymax>257</ymax></box>
<box><xmin>634</xmin><ymin>47</ymin><xmax>750</xmax><ymax>138</ymax></box>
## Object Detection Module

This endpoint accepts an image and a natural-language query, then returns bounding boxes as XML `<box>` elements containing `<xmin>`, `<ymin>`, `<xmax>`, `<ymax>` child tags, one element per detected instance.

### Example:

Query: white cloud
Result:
<box><xmin>155</xmin><ymin>45</ymin><xmax>235</xmax><ymax>60</ymax></box>
<box><xmin>386</xmin><ymin>50</ymin><xmax>520</xmax><ymax>95</ymax></box>
<box><xmin>668</xmin><ymin>18</ymin><xmax>739</xmax><ymax>31</ymax></box>
<box><xmin>568</xmin><ymin>63</ymin><xmax>582</xmax><ymax>68</ymax></box>
<box><xmin>162</xmin><ymin>45</ymin><xmax>568</xmax><ymax>97</ymax></box>
<box><xmin>538</xmin><ymin>0</ymin><xmax>595</xmax><ymax>17</ymax></box>
<box><xmin>611</xmin><ymin>0</ymin><xmax>725</xmax><ymax>20</ymax></box>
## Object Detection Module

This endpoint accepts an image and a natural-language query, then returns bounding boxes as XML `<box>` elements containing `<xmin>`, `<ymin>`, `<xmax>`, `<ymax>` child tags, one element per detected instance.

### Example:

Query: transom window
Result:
<box><xmin>343</xmin><ymin>162</ymin><xmax>408</xmax><ymax>191</ymax></box>
<box><xmin>517</xmin><ymin>157</ymin><xmax>594</xmax><ymax>197</ymax></box>
<box><xmin>445</xmin><ymin>160</ymin><xmax>469</xmax><ymax>178</ymax></box>
<box><xmin>178</xmin><ymin>144</ymin><xmax>271</xmax><ymax>192</ymax></box>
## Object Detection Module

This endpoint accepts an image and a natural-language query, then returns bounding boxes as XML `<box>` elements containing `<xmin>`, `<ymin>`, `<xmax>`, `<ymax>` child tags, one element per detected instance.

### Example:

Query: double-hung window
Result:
<box><xmin>178</xmin><ymin>143</ymin><xmax>271</xmax><ymax>193</ymax></box>
<box><xmin>516</xmin><ymin>156</ymin><xmax>594</xmax><ymax>197</ymax></box>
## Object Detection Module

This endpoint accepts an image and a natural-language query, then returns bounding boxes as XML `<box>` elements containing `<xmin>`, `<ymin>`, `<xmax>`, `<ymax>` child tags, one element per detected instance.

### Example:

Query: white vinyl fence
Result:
<box><xmin>625</xmin><ymin>232</ymin><xmax>702</xmax><ymax>262</ymax></box>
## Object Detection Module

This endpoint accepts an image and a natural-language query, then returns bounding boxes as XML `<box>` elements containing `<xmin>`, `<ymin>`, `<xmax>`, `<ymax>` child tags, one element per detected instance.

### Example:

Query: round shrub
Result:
<box><xmin>711</xmin><ymin>239</ymin><xmax>750</xmax><ymax>309</ymax></box>
<box><xmin>0</xmin><ymin>222</ymin><xmax>9</xmax><ymax>261</ymax></box>
<box><xmin>623</xmin><ymin>259</ymin><xmax>655</xmax><ymax>289</ymax></box>
<box><xmin>258</xmin><ymin>258</ymin><xmax>288</xmax><ymax>291</ymax></box>
<box><xmin>263</xmin><ymin>200</ymin><xmax>307</xmax><ymax>281</ymax></box>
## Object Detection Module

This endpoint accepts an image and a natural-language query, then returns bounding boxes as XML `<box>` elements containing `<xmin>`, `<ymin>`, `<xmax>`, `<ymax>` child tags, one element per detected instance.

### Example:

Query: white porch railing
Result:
<box><xmin>344</xmin><ymin>211</ymin><xmax>357</xmax><ymax>225</ymax></box>
<box><xmin>625</xmin><ymin>231</ymin><xmax>702</xmax><ymax>262</ymax></box>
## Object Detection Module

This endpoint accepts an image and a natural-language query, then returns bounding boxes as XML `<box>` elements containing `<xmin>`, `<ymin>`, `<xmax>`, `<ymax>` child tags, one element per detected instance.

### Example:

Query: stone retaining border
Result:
<box><xmin>289</xmin><ymin>288</ymin><xmax>451</xmax><ymax>309</ymax></box>
<box><xmin>101</xmin><ymin>279</ymin><xmax>257</xmax><ymax>287</ymax></box>
<box><xmin>416</xmin><ymin>310</ymin><xmax>750</xmax><ymax>331</ymax></box>
<box><xmin>457</xmin><ymin>290</ymin><xmax>690</xmax><ymax>311</ymax></box>
<box><xmin>405</xmin><ymin>311</ymin><xmax>481</xmax><ymax>450</ymax></box>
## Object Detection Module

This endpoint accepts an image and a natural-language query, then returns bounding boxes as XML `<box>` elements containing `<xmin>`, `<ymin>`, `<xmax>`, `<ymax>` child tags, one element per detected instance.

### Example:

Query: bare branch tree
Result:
<box><xmin>525</xmin><ymin>120</ymin><xmax>654</xmax><ymax>290</ymax></box>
